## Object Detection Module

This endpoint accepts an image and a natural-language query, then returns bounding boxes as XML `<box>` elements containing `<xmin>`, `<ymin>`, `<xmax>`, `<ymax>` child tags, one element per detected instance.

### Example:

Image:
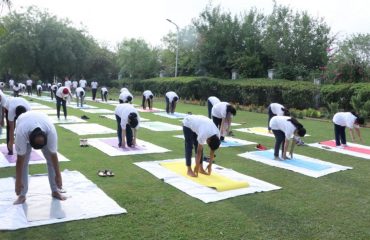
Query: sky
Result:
<box><xmin>3</xmin><ymin>0</ymin><xmax>370</xmax><ymax>48</ymax></box>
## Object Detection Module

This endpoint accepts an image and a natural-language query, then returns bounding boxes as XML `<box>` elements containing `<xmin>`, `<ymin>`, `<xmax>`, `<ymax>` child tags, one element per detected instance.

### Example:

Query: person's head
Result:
<box><xmin>62</xmin><ymin>88</ymin><xmax>69</xmax><ymax>95</ymax></box>
<box><xmin>119</xmin><ymin>99</ymin><xmax>124</xmax><ymax>104</ymax></box>
<box><xmin>173</xmin><ymin>96</ymin><xmax>178</xmax><ymax>102</ymax></box>
<box><xmin>15</xmin><ymin>106</ymin><xmax>27</xmax><ymax>121</ymax></box>
<box><xmin>282</xmin><ymin>108</ymin><xmax>290</xmax><ymax>116</ymax></box>
<box><xmin>29</xmin><ymin>127</ymin><xmax>47</xmax><ymax>149</ymax></box>
<box><xmin>226</xmin><ymin>105</ymin><xmax>236</xmax><ymax>116</ymax></box>
<box><xmin>149</xmin><ymin>95</ymin><xmax>153</xmax><ymax>99</ymax></box>
<box><xmin>296</xmin><ymin>127</ymin><xmax>306</xmax><ymax>137</ymax></box>
<box><xmin>355</xmin><ymin>117</ymin><xmax>365</xmax><ymax>125</ymax></box>
<box><xmin>126</xmin><ymin>96</ymin><xmax>132</xmax><ymax>102</ymax></box>
<box><xmin>79</xmin><ymin>91</ymin><xmax>84</xmax><ymax>97</ymax></box>
<box><xmin>128</xmin><ymin>112</ymin><xmax>139</xmax><ymax>128</ymax></box>
<box><xmin>207</xmin><ymin>134</ymin><xmax>221</xmax><ymax>151</ymax></box>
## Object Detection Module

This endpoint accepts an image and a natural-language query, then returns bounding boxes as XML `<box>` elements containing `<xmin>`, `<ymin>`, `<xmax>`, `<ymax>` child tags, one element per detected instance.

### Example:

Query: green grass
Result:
<box><xmin>1</xmin><ymin>94</ymin><xmax>370</xmax><ymax>239</ymax></box>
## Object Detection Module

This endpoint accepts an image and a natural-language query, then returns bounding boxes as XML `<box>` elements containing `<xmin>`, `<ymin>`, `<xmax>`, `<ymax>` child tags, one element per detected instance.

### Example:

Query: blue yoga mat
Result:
<box><xmin>221</xmin><ymin>140</ymin><xmax>244</xmax><ymax>147</ymax></box>
<box><xmin>252</xmin><ymin>151</ymin><xmax>331</xmax><ymax>171</ymax></box>
<box><xmin>154</xmin><ymin>112</ymin><xmax>188</xmax><ymax>119</ymax></box>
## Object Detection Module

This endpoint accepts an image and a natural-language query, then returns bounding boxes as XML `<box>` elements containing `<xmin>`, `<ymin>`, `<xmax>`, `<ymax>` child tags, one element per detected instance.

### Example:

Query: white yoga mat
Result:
<box><xmin>31</xmin><ymin>109</ymin><xmax>57</xmax><ymax>115</ymax></box>
<box><xmin>153</xmin><ymin>112</ymin><xmax>189</xmax><ymax>119</ymax></box>
<box><xmin>238</xmin><ymin>149</ymin><xmax>352</xmax><ymax>178</ymax></box>
<box><xmin>88</xmin><ymin>137</ymin><xmax>170</xmax><ymax>156</ymax></box>
<box><xmin>235</xmin><ymin>127</ymin><xmax>310</xmax><ymax>137</ymax></box>
<box><xmin>140</xmin><ymin>121</ymin><xmax>182</xmax><ymax>131</ymax></box>
<box><xmin>99</xmin><ymin>114</ymin><xmax>149</xmax><ymax>122</ymax></box>
<box><xmin>136</xmin><ymin>107</ymin><xmax>165</xmax><ymax>112</ymax></box>
<box><xmin>48</xmin><ymin>115</ymin><xmax>87</xmax><ymax>124</ymax></box>
<box><xmin>80</xmin><ymin>108</ymin><xmax>114</xmax><ymax>114</ymax></box>
<box><xmin>28</xmin><ymin>102</ymin><xmax>52</xmax><ymax>110</ymax></box>
<box><xmin>58</xmin><ymin>123</ymin><xmax>116</xmax><ymax>135</ymax></box>
<box><xmin>68</xmin><ymin>104</ymin><xmax>98</xmax><ymax>109</ymax></box>
<box><xmin>135</xmin><ymin>159</ymin><xmax>281</xmax><ymax>203</ymax></box>
<box><xmin>0</xmin><ymin>170</ymin><xmax>126</xmax><ymax>230</ymax></box>
<box><xmin>308</xmin><ymin>140</ymin><xmax>370</xmax><ymax>160</ymax></box>
<box><xmin>27</xmin><ymin>95</ymin><xmax>55</xmax><ymax>103</ymax></box>
<box><xmin>173</xmin><ymin>135</ymin><xmax>256</xmax><ymax>147</ymax></box>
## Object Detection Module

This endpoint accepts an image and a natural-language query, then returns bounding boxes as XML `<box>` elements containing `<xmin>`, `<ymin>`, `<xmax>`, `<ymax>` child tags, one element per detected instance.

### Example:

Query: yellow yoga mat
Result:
<box><xmin>160</xmin><ymin>161</ymin><xmax>249</xmax><ymax>192</ymax></box>
<box><xmin>249</xmin><ymin>127</ymin><xmax>270</xmax><ymax>134</ymax></box>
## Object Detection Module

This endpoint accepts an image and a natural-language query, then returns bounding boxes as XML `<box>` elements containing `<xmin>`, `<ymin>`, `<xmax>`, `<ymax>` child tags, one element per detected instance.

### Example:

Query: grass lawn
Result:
<box><xmin>1</xmin><ymin>93</ymin><xmax>370</xmax><ymax>239</ymax></box>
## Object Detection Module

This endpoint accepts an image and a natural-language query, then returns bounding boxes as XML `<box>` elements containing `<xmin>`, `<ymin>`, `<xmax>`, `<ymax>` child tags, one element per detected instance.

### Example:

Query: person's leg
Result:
<box><xmin>212</xmin><ymin>116</ymin><xmax>223</xmax><ymax>140</ymax></box>
<box><xmin>171</xmin><ymin>101</ymin><xmax>176</xmax><ymax>114</ymax></box>
<box><xmin>340</xmin><ymin>126</ymin><xmax>346</xmax><ymax>145</ymax></box>
<box><xmin>41</xmin><ymin>147</ymin><xmax>58</xmax><ymax>193</ymax></box>
<box><xmin>207</xmin><ymin>100</ymin><xmax>213</xmax><ymax>119</ymax></box>
<box><xmin>268</xmin><ymin>107</ymin><xmax>275</xmax><ymax>131</ymax></box>
<box><xmin>81</xmin><ymin>96</ymin><xmax>84</xmax><ymax>107</ymax></box>
<box><xmin>142</xmin><ymin>95</ymin><xmax>146</xmax><ymax>109</ymax></box>
<box><xmin>19</xmin><ymin>147</ymin><xmax>32</xmax><ymax>197</ymax></box>
<box><xmin>334</xmin><ymin>124</ymin><xmax>341</xmax><ymax>146</ymax></box>
<box><xmin>62</xmin><ymin>99</ymin><xmax>67</xmax><ymax>119</ymax></box>
<box><xmin>56</xmin><ymin>96</ymin><xmax>61</xmax><ymax>119</ymax></box>
<box><xmin>192</xmin><ymin>131</ymin><xmax>203</xmax><ymax>165</ymax></box>
<box><xmin>125</xmin><ymin>124</ymin><xmax>133</xmax><ymax>147</ymax></box>
<box><xmin>92</xmin><ymin>89</ymin><xmax>97</xmax><ymax>100</ymax></box>
<box><xmin>272</xmin><ymin>130</ymin><xmax>285</xmax><ymax>158</ymax></box>
<box><xmin>148</xmin><ymin>99</ymin><xmax>152</xmax><ymax>109</ymax></box>
<box><xmin>183</xmin><ymin>126</ymin><xmax>194</xmax><ymax>167</ymax></box>
<box><xmin>76</xmin><ymin>94</ymin><xmax>80</xmax><ymax>106</ymax></box>
<box><xmin>104</xmin><ymin>92</ymin><xmax>108</xmax><ymax>102</ymax></box>
<box><xmin>165</xmin><ymin>96</ymin><xmax>170</xmax><ymax>113</ymax></box>
<box><xmin>115</xmin><ymin>115</ymin><xmax>122</xmax><ymax>147</ymax></box>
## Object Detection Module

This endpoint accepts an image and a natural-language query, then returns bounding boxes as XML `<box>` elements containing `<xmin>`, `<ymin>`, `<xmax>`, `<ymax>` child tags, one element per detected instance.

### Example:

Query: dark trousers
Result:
<box><xmin>115</xmin><ymin>115</ymin><xmax>133</xmax><ymax>147</ymax></box>
<box><xmin>101</xmin><ymin>92</ymin><xmax>108</xmax><ymax>102</ymax></box>
<box><xmin>272</xmin><ymin>130</ymin><xmax>286</xmax><ymax>157</ymax></box>
<box><xmin>56</xmin><ymin>96</ymin><xmax>67</xmax><ymax>119</ymax></box>
<box><xmin>13</xmin><ymin>91</ymin><xmax>19</xmax><ymax>97</ymax></box>
<box><xmin>165</xmin><ymin>96</ymin><xmax>176</xmax><ymax>114</ymax></box>
<box><xmin>26</xmin><ymin>86</ymin><xmax>32</xmax><ymax>95</ymax></box>
<box><xmin>92</xmin><ymin>88</ymin><xmax>97</xmax><ymax>100</ymax></box>
<box><xmin>37</xmin><ymin>89</ymin><xmax>41</xmax><ymax>96</ymax></box>
<box><xmin>268</xmin><ymin>107</ymin><xmax>276</xmax><ymax>130</ymax></box>
<box><xmin>212</xmin><ymin>116</ymin><xmax>224</xmax><ymax>141</ymax></box>
<box><xmin>334</xmin><ymin>124</ymin><xmax>346</xmax><ymax>146</ymax></box>
<box><xmin>5</xmin><ymin>109</ymin><xmax>10</xmax><ymax>149</ymax></box>
<box><xmin>183</xmin><ymin>126</ymin><xmax>203</xmax><ymax>167</ymax></box>
<box><xmin>207</xmin><ymin>100</ymin><xmax>213</xmax><ymax>119</ymax></box>
<box><xmin>142</xmin><ymin>96</ymin><xmax>151</xmax><ymax>109</ymax></box>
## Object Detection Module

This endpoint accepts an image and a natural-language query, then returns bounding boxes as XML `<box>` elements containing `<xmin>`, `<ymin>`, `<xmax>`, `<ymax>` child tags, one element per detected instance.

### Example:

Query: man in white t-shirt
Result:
<box><xmin>207</xmin><ymin>96</ymin><xmax>220</xmax><ymax>119</ymax></box>
<box><xmin>119</xmin><ymin>90</ymin><xmax>133</xmax><ymax>104</ymax></box>
<box><xmin>120</xmin><ymin>87</ymin><xmax>129</xmax><ymax>93</ymax></box>
<box><xmin>182</xmin><ymin>115</ymin><xmax>221</xmax><ymax>177</ymax></box>
<box><xmin>269</xmin><ymin>116</ymin><xmax>306</xmax><ymax>160</ymax></box>
<box><xmin>64</xmin><ymin>76</ymin><xmax>72</xmax><ymax>90</ymax></box>
<box><xmin>268</xmin><ymin>103</ymin><xmax>290</xmax><ymax>133</ymax></box>
<box><xmin>91</xmin><ymin>80</ymin><xmax>98</xmax><ymax>101</ymax></box>
<box><xmin>142</xmin><ymin>90</ymin><xmax>154</xmax><ymax>110</ymax></box>
<box><xmin>55</xmin><ymin>87</ymin><xmax>72</xmax><ymax>119</ymax></box>
<box><xmin>13</xmin><ymin>112</ymin><xmax>66</xmax><ymax>204</ymax></box>
<box><xmin>333</xmin><ymin>112</ymin><xmax>364</xmax><ymax>147</ymax></box>
<box><xmin>79</xmin><ymin>77</ymin><xmax>87</xmax><ymax>90</ymax></box>
<box><xmin>26</xmin><ymin>78</ymin><xmax>33</xmax><ymax>95</ymax></box>
<box><xmin>165</xmin><ymin>91</ymin><xmax>179</xmax><ymax>114</ymax></box>
<box><xmin>71</xmin><ymin>79</ymin><xmax>78</xmax><ymax>94</ymax></box>
<box><xmin>12</xmin><ymin>83</ymin><xmax>20</xmax><ymax>97</ymax></box>
<box><xmin>36</xmin><ymin>84</ymin><xmax>43</xmax><ymax>97</ymax></box>
<box><xmin>9</xmin><ymin>78</ymin><xmax>14</xmax><ymax>91</ymax></box>
<box><xmin>75</xmin><ymin>87</ymin><xmax>85</xmax><ymax>107</ymax></box>
<box><xmin>114</xmin><ymin>103</ymin><xmax>140</xmax><ymax>148</ymax></box>
<box><xmin>211</xmin><ymin>102</ymin><xmax>236</xmax><ymax>141</ymax></box>
<box><xmin>4</xmin><ymin>97</ymin><xmax>31</xmax><ymax>155</ymax></box>
<box><xmin>101</xmin><ymin>87</ymin><xmax>108</xmax><ymax>102</ymax></box>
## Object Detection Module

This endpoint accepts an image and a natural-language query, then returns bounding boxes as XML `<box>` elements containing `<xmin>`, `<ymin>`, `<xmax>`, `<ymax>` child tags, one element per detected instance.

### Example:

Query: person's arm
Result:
<box><xmin>206</xmin><ymin>149</ymin><xmax>215</xmax><ymax>175</ymax></box>
<box><xmin>8</xmin><ymin>121</ymin><xmax>15</xmax><ymax>150</ymax></box>
<box><xmin>355</xmin><ymin>128</ymin><xmax>363</xmax><ymax>143</ymax></box>
<box><xmin>132</xmin><ymin>128</ymin><xmax>137</xmax><ymax>146</ymax></box>
<box><xmin>349</xmin><ymin>128</ymin><xmax>355</xmax><ymax>142</ymax></box>
<box><xmin>289</xmin><ymin>139</ymin><xmax>296</xmax><ymax>159</ymax></box>
<box><xmin>220</xmin><ymin>118</ymin><xmax>226</xmax><ymax>136</ymax></box>
<box><xmin>50</xmin><ymin>153</ymin><xmax>63</xmax><ymax>189</ymax></box>
<box><xmin>193</xmin><ymin>144</ymin><xmax>204</xmax><ymax>177</ymax></box>
<box><xmin>15</xmin><ymin>155</ymin><xmax>25</xmax><ymax>195</ymax></box>
<box><xmin>282</xmin><ymin>139</ymin><xmax>290</xmax><ymax>159</ymax></box>
<box><xmin>0</xmin><ymin>107</ymin><xmax>4</xmax><ymax>127</ymax></box>
<box><xmin>121</xmin><ymin>129</ymin><xmax>127</xmax><ymax>148</ymax></box>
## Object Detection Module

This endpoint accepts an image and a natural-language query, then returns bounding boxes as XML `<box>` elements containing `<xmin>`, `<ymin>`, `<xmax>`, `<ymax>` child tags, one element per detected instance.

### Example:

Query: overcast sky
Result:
<box><xmin>5</xmin><ymin>0</ymin><xmax>370</xmax><ymax>48</ymax></box>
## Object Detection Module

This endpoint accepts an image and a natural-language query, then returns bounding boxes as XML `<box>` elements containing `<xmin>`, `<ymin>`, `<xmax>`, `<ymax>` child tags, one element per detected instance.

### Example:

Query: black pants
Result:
<box><xmin>13</xmin><ymin>91</ymin><xmax>19</xmax><ymax>97</ymax></box>
<box><xmin>37</xmin><ymin>89</ymin><xmax>41</xmax><ymax>96</ymax></box>
<box><xmin>142</xmin><ymin>96</ymin><xmax>151</xmax><ymax>109</ymax></box>
<box><xmin>101</xmin><ymin>91</ymin><xmax>108</xmax><ymax>102</ymax></box>
<box><xmin>268</xmin><ymin>107</ymin><xmax>276</xmax><ymax>130</ymax></box>
<box><xmin>115</xmin><ymin>115</ymin><xmax>133</xmax><ymax>147</ymax></box>
<box><xmin>26</xmin><ymin>86</ymin><xmax>32</xmax><ymax>95</ymax></box>
<box><xmin>92</xmin><ymin>88</ymin><xmax>97</xmax><ymax>100</ymax></box>
<box><xmin>165</xmin><ymin>96</ymin><xmax>176</xmax><ymax>114</ymax></box>
<box><xmin>334</xmin><ymin>124</ymin><xmax>346</xmax><ymax>146</ymax></box>
<box><xmin>212</xmin><ymin>116</ymin><xmax>224</xmax><ymax>141</ymax></box>
<box><xmin>207</xmin><ymin>100</ymin><xmax>213</xmax><ymax>119</ymax></box>
<box><xmin>183</xmin><ymin>126</ymin><xmax>203</xmax><ymax>167</ymax></box>
<box><xmin>5</xmin><ymin>109</ymin><xmax>10</xmax><ymax>149</ymax></box>
<box><xmin>56</xmin><ymin>96</ymin><xmax>67</xmax><ymax>119</ymax></box>
<box><xmin>272</xmin><ymin>130</ymin><xmax>286</xmax><ymax>157</ymax></box>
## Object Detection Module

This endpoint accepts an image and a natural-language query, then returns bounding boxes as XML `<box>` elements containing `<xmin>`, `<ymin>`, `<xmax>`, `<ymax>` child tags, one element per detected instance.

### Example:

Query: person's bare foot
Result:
<box><xmin>199</xmin><ymin>168</ymin><xmax>209</xmax><ymax>175</ymax></box>
<box><xmin>187</xmin><ymin>169</ymin><xmax>197</xmax><ymax>177</ymax></box>
<box><xmin>13</xmin><ymin>195</ymin><xmax>26</xmax><ymax>205</ymax></box>
<box><xmin>52</xmin><ymin>191</ymin><xmax>67</xmax><ymax>200</ymax></box>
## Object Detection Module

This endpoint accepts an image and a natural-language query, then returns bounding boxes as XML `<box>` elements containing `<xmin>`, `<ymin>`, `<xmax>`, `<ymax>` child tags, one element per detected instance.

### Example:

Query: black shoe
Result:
<box><xmin>81</xmin><ymin>115</ymin><xmax>90</xmax><ymax>120</ymax></box>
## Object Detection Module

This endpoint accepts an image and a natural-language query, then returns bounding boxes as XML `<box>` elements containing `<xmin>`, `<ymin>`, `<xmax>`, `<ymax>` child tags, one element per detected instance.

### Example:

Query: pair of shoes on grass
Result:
<box><xmin>98</xmin><ymin>169</ymin><xmax>115</xmax><ymax>177</ymax></box>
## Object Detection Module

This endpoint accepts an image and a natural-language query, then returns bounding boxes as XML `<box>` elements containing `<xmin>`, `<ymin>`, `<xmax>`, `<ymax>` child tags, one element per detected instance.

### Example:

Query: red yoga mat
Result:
<box><xmin>320</xmin><ymin>140</ymin><xmax>370</xmax><ymax>155</ymax></box>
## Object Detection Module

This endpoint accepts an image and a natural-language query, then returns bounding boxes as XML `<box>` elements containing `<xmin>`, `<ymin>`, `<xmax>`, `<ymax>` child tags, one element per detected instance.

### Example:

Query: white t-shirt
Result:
<box><xmin>37</xmin><ymin>85</ymin><xmax>42</xmax><ymax>90</ymax></box>
<box><xmin>26</xmin><ymin>79</ymin><xmax>33</xmax><ymax>86</ymax></box>
<box><xmin>114</xmin><ymin>103</ymin><xmax>140</xmax><ymax>130</ymax></box>
<box><xmin>91</xmin><ymin>81</ymin><xmax>98</xmax><ymax>89</ymax></box>
<box><xmin>75</xmin><ymin>87</ymin><xmax>85</xmax><ymax>97</ymax></box>
<box><xmin>19</xmin><ymin>83</ymin><xmax>26</xmax><ymax>90</ymax></box>
<box><xmin>165</xmin><ymin>91</ymin><xmax>178</xmax><ymax>103</ymax></box>
<box><xmin>72</xmin><ymin>81</ymin><xmax>78</xmax><ymax>88</ymax></box>
<box><xmin>269</xmin><ymin>103</ymin><xmax>285</xmax><ymax>116</ymax></box>
<box><xmin>5</xmin><ymin>97</ymin><xmax>31</xmax><ymax>121</ymax></box>
<box><xmin>51</xmin><ymin>85</ymin><xmax>57</xmax><ymax>91</ymax></box>
<box><xmin>101</xmin><ymin>87</ymin><xmax>108</xmax><ymax>93</ymax></box>
<box><xmin>0</xmin><ymin>91</ymin><xmax>8</xmax><ymax>109</ymax></box>
<box><xmin>208</xmin><ymin>96</ymin><xmax>221</xmax><ymax>105</ymax></box>
<box><xmin>79</xmin><ymin>79</ymin><xmax>87</xmax><ymax>88</ymax></box>
<box><xmin>269</xmin><ymin>116</ymin><xmax>297</xmax><ymax>139</ymax></box>
<box><xmin>64</xmin><ymin>80</ymin><xmax>72</xmax><ymax>89</ymax></box>
<box><xmin>9</xmin><ymin>79</ymin><xmax>14</xmax><ymax>86</ymax></box>
<box><xmin>333</xmin><ymin>112</ymin><xmax>358</xmax><ymax>129</ymax></box>
<box><xmin>56</xmin><ymin>87</ymin><xmax>70</xmax><ymax>98</ymax></box>
<box><xmin>15</xmin><ymin>112</ymin><xmax>57</xmax><ymax>155</ymax></box>
<box><xmin>143</xmin><ymin>90</ymin><xmax>153</xmax><ymax>99</ymax></box>
<box><xmin>13</xmin><ymin>85</ymin><xmax>20</xmax><ymax>91</ymax></box>
<box><xmin>120</xmin><ymin>88</ymin><xmax>129</xmax><ymax>93</ymax></box>
<box><xmin>119</xmin><ymin>91</ymin><xmax>133</xmax><ymax>102</ymax></box>
<box><xmin>183</xmin><ymin>115</ymin><xmax>220</xmax><ymax>145</ymax></box>
<box><xmin>211</xmin><ymin>102</ymin><xmax>229</xmax><ymax>119</ymax></box>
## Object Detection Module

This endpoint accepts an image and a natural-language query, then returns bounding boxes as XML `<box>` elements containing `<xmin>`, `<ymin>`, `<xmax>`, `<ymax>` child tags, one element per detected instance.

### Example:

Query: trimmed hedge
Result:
<box><xmin>120</xmin><ymin>76</ymin><xmax>367</xmax><ymax>110</ymax></box>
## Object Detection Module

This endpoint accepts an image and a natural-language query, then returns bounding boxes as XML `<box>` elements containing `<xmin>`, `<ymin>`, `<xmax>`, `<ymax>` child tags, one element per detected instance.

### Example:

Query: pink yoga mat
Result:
<box><xmin>320</xmin><ymin>140</ymin><xmax>370</xmax><ymax>155</ymax></box>
<box><xmin>136</xmin><ymin>108</ymin><xmax>162</xmax><ymax>113</ymax></box>
<box><xmin>0</xmin><ymin>145</ymin><xmax>44</xmax><ymax>163</ymax></box>
<box><xmin>100</xmin><ymin>138</ymin><xmax>148</xmax><ymax>151</ymax></box>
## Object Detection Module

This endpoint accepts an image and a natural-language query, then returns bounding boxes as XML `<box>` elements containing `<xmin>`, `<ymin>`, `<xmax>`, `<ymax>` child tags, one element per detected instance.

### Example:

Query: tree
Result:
<box><xmin>117</xmin><ymin>38</ymin><xmax>160</xmax><ymax>80</ymax></box>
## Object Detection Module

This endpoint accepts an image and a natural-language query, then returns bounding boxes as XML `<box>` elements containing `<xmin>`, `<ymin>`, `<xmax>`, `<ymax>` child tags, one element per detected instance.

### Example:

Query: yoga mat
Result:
<box><xmin>31</xmin><ymin>109</ymin><xmax>57</xmax><ymax>115</ymax></box>
<box><xmin>135</xmin><ymin>159</ymin><xmax>281</xmax><ymax>203</ymax></box>
<box><xmin>0</xmin><ymin>170</ymin><xmax>126</xmax><ymax>230</ymax></box>
<box><xmin>308</xmin><ymin>140</ymin><xmax>370</xmax><ymax>160</ymax></box>
<box><xmin>58</xmin><ymin>123</ymin><xmax>116</xmax><ymax>135</ymax></box>
<box><xmin>88</xmin><ymin>137</ymin><xmax>170</xmax><ymax>156</ymax></box>
<box><xmin>160</xmin><ymin>161</ymin><xmax>249</xmax><ymax>192</ymax></box>
<box><xmin>153</xmin><ymin>112</ymin><xmax>188</xmax><ymax>119</ymax></box>
<box><xmin>80</xmin><ymin>108</ymin><xmax>114</xmax><ymax>114</ymax></box>
<box><xmin>100</xmin><ymin>115</ymin><xmax>149</xmax><ymax>122</ymax></box>
<box><xmin>173</xmin><ymin>135</ymin><xmax>256</xmax><ymax>147</ymax></box>
<box><xmin>238</xmin><ymin>149</ymin><xmax>352</xmax><ymax>178</ymax></box>
<box><xmin>235</xmin><ymin>127</ymin><xmax>310</xmax><ymax>137</ymax></box>
<box><xmin>48</xmin><ymin>115</ymin><xmax>87</xmax><ymax>124</ymax></box>
<box><xmin>68</xmin><ymin>104</ymin><xmax>98</xmax><ymax>109</ymax></box>
<box><xmin>140</xmin><ymin>121</ymin><xmax>182</xmax><ymax>131</ymax></box>
<box><xmin>28</xmin><ymin>102</ymin><xmax>52</xmax><ymax>110</ymax></box>
<box><xmin>136</xmin><ymin>107</ymin><xmax>164</xmax><ymax>113</ymax></box>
